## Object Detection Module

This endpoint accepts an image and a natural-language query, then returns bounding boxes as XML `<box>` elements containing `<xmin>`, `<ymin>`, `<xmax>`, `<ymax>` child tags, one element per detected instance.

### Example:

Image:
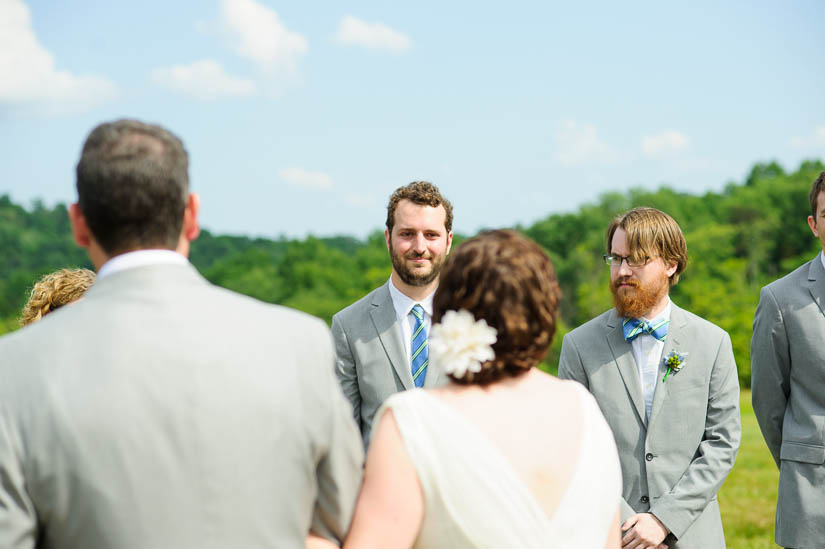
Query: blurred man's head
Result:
<box><xmin>71</xmin><ymin>119</ymin><xmax>199</xmax><ymax>265</ymax></box>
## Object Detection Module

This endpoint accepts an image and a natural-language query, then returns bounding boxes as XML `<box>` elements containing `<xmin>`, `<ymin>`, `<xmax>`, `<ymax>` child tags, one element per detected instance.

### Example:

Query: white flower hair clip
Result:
<box><xmin>429</xmin><ymin>309</ymin><xmax>497</xmax><ymax>378</ymax></box>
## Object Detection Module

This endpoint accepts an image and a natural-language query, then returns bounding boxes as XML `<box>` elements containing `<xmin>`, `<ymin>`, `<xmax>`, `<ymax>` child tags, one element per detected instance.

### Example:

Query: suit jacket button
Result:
<box><xmin>641</xmin><ymin>495</ymin><xmax>649</xmax><ymax>504</ymax></box>
<box><xmin>645</xmin><ymin>453</ymin><xmax>654</xmax><ymax>461</ymax></box>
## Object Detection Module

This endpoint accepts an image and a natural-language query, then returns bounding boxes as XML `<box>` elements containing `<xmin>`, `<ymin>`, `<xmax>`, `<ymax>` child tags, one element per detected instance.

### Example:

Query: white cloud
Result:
<box><xmin>335</xmin><ymin>16</ymin><xmax>411</xmax><ymax>52</ymax></box>
<box><xmin>641</xmin><ymin>130</ymin><xmax>690</xmax><ymax>157</ymax></box>
<box><xmin>790</xmin><ymin>126</ymin><xmax>825</xmax><ymax>149</ymax></box>
<box><xmin>552</xmin><ymin>120</ymin><xmax>619</xmax><ymax>165</ymax></box>
<box><xmin>0</xmin><ymin>0</ymin><xmax>117</xmax><ymax>114</ymax></box>
<box><xmin>280</xmin><ymin>168</ymin><xmax>334</xmax><ymax>190</ymax></box>
<box><xmin>345</xmin><ymin>192</ymin><xmax>379</xmax><ymax>208</ymax></box>
<box><xmin>151</xmin><ymin>60</ymin><xmax>256</xmax><ymax>100</ymax></box>
<box><xmin>221</xmin><ymin>0</ymin><xmax>307</xmax><ymax>73</ymax></box>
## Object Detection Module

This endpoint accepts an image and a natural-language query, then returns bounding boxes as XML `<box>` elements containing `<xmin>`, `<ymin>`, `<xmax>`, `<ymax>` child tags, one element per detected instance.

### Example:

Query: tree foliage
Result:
<box><xmin>2</xmin><ymin>159</ymin><xmax>822</xmax><ymax>386</ymax></box>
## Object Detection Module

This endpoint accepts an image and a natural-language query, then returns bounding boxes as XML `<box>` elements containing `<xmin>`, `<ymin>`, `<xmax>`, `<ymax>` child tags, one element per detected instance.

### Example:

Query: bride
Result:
<box><xmin>344</xmin><ymin>230</ymin><xmax>623</xmax><ymax>548</ymax></box>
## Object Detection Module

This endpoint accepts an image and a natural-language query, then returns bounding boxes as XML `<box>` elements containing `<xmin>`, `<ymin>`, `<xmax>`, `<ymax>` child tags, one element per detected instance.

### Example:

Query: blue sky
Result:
<box><xmin>1</xmin><ymin>0</ymin><xmax>823</xmax><ymax>238</ymax></box>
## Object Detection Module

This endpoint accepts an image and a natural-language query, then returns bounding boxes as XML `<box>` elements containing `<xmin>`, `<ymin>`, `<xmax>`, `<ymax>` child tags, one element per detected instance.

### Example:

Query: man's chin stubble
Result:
<box><xmin>401</xmin><ymin>269</ymin><xmax>437</xmax><ymax>286</ymax></box>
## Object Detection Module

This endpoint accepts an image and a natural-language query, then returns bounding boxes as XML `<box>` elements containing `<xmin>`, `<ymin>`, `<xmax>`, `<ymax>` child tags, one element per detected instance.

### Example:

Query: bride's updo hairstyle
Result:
<box><xmin>433</xmin><ymin>230</ymin><xmax>561</xmax><ymax>384</ymax></box>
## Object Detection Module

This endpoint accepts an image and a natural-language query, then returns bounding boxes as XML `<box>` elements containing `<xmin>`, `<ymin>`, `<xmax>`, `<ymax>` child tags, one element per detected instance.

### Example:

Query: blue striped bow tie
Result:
<box><xmin>622</xmin><ymin>317</ymin><xmax>669</xmax><ymax>342</ymax></box>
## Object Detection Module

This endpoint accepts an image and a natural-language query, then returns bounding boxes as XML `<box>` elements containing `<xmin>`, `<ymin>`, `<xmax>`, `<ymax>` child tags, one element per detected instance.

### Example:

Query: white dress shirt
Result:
<box><xmin>629</xmin><ymin>298</ymin><xmax>672</xmax><ymax>423</ymax></box>
<box><xmin>387</xmin><ymin>277</ymin><xmax>435</xmax><ymax>367</ymax></box>
<box><xmin>97</xmin><ymin>249</ymin><xmax>190</xmax><ymax>280</ymax></box>
<box><xmin>820</xmin><ymin>250</ymin><xmax>824</xmax><ymax>272</ymax></box>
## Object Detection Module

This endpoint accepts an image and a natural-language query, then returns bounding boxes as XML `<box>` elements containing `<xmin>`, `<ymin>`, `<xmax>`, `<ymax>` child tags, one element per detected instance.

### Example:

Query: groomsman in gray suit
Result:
<box><xmin>559</xmin><ymin>207</ymin><xmax>740</xmax><ymax>549</ymax></box>
<box><xmin>332</xmin><ymin>182</ymin><xmax>453</xmax><ymax>448</ymax></box>
<box><xmin>752</xmin><ymin>170</ymin><xmax>825</xmax><ymax>549</ymax></box>
<box><xmin>0</xmin><ymin>119</ymin><xmax>363</xmax><ymax>548</ymax></box>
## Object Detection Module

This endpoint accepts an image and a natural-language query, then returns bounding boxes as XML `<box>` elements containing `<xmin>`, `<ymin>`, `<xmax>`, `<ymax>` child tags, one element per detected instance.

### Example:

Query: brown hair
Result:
<box><xmin>20</xmin><ymin>268</ymin><xmax>96</xmax><ymax>326</ymax></box>
<box><xmin>809</xmin><ymin>171</ymin><xmax>825</xmax><ymax>217</ymax></box>
<box><xmin>606</xmin><ymin>207</ymin><xmax>688</xmax><ymax>286</ymax></box>
<box><xmin>433</xmin><ymin>230</ymin><xmax>561</xmax><ymax>384</ymax></box>
<box><xmin>386</xmin><ymin>181</ymin><xmax>453</xmax><ymax>233</ymax></box>
<box><xmin>76</xmin><ymin>119</ymin><xmax>189</xmax><ymax>255</ymax></box>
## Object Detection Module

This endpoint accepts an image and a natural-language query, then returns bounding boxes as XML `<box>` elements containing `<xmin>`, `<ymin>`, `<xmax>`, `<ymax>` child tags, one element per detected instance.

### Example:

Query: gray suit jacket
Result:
<box><xmin>752</xmin><ymin>253</ymin><xmax>825</xmax><ymax>548</ymax></box>
<box><xmin>331</xmin><ymin>282</ymin><xmax>444</xmax><ymax>448</ymax></box>
<box><xmin>559</xmin><ymin>303</ymin><xmax>740</xmax><ymax>548</ymax></box>
<box><xmin>0</xmin><ymin>263</ymin><xmax>363</xmax><ymax>549</ymax></box>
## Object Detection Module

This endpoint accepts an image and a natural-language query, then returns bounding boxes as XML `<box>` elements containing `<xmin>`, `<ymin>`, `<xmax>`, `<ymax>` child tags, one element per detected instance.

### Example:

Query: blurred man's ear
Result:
<box><xmin>175</xmin><ymin>193</ymin><xmax>200</xmax><ymax>258</ymax></box>
<box><xmin>182</xmin><ymin>193</ymin><xmax>200</xmax><ymax>243</ymax></box>
<box><xmin>69</xmin><ymin>203</ymin><xmax>91</xmax><ymax>248</ymax></box>
<box><xmin>69</xmin><ymin>203</ymin><xmax>107</xmax><ymax>270</ymax></box>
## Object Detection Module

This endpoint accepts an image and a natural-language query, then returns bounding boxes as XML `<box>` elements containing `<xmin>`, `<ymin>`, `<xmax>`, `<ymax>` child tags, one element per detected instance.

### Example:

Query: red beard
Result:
<box><xmin>610</xmin><ymin>274</ymin><xmax>669</xmax><ymax>318</ymax></box>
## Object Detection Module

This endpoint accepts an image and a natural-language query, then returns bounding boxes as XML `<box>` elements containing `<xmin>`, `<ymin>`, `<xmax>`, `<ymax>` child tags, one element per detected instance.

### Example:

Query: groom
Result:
<box><xmin>559</xmin><ymin>207</ymin><xmax>740</xmax><ymax>548</ymax></box>
<box><xmin>0</xmin><ymin>119</ymin><xmax>363</xmax><ymax>548</ymax></box>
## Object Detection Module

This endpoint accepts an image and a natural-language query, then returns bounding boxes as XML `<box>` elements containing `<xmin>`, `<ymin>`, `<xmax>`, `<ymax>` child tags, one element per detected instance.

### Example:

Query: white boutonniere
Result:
<box><xmin>663</xmin><ymin>351</ymin><xmax>688</xmax><ymax>382</ymax></box>
<box><xmin>429</xmin><ymin>310</ymin><xmax>497</xmax><ymax>378</ymax></box>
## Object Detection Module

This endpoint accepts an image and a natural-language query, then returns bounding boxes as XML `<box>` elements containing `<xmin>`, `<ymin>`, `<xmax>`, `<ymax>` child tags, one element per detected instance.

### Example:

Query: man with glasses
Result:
<box><xmin>559</xmin><ymin>207</ymin><xmax>740</xmax><ymax>549</ymax></box>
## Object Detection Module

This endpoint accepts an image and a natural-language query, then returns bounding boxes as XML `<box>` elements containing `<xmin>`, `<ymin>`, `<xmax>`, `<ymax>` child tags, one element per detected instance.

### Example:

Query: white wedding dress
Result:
<box><xmin>376</xmin><ymin>383</ymin><xmax>621</xmax><ymax>548</ymax></box>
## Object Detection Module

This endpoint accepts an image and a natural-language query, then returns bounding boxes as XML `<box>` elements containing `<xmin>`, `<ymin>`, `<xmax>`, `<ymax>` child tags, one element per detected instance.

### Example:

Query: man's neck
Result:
<box><xmin>390</xmin><ymin>272</ymin><xmax>438</xmax><ymax>301</ymax></box>
<box><xmin>88</xmin><ymin>236</ymin><xmax>190</xmax><ymax>271</ymax></box>
<box><xmin>640</xmin><ymin>294</ymin><xmax>671</xmax><ymax>320</ymax></box>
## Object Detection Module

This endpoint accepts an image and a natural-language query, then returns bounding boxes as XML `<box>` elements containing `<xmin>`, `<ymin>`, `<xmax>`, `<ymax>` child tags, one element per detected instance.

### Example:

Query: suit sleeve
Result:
<box><xmin>750</xmin><ymin>285</ymin><xmax>790</xmax><ymax>467</ymax></box>
<box><xmin>331</xmin><ymin>314</ymin><xmax>361</xmax><ymax>428</ymax></box>
<box><xmin>311</xmin><ymin>326</ymin><xmax>365</xmax><ymax>542</ymax></box>
<box><xmin>559</xmin><ymin>334</ymin><xmax>636</xmax><ymax>520</ymax></box>
<box><xmin>649</xmin><ymin>331</ymin><xmax>741</xmax><ymax>539</ymax></box>
<box><xmin>558</xmin><ymin>333</ymin><xmax>589</xmax><ymax>389</ymax></box>
<box><xmin>0</xmin><ymin>409</ymin><xmax>37</xmax><ymax>549</ymax></box>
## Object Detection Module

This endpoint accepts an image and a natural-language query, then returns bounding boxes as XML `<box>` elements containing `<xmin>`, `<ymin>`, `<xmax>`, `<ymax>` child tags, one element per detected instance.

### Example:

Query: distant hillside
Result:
<box><xmin>2</xmin><ymin>158</ymin><xmax>823</xmax><ymax>386</ymax></box>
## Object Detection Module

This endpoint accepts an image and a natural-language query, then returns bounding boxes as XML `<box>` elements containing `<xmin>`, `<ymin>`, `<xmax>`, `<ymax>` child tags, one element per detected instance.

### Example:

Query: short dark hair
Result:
<box><xmin>809</xmin><ymin>171</ymin><xmax>825</xmax><ymax>217</ymax></box>
<box><xmin>606</xmin><ymin>207</ymin><xmax>688</xmax><ymax>286</ymax></box>
<box><xmin>76</xmin><ymin>119</ymin><xmax>189</xmax><ymax>255</ymax></box>
<box><xmin>433</xmin><ymin>230</ymin><xmax>561</xmax><ymax>385</ymax></box>
<box><xmin>386</xmin><ymin>181</ymin><xmax>453</xmax><ymax>234</ymax></box>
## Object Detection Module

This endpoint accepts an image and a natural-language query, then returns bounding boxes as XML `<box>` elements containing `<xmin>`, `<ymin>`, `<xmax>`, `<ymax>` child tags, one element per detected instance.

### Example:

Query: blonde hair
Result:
<box><xmin>606</xmin><ymin>207</ymin><xmax>688</xmax><ymax>286</ymax></box>
<box><xmin>20</xmin><ymin>268</ymin><xmax>96</xmax><ymax>326</ymax></box>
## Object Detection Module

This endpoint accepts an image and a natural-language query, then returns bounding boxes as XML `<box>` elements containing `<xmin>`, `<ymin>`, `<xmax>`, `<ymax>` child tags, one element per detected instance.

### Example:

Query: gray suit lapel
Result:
<box><xmin>370</xmin><ymin>284</ymin><xmax>414</xmax><ymax>390</ymax></box>
<box><xmin>606</xmin><ymin>311</ymin><xmax>647</xmax><ymax>426</ymax></box>
<box><xmin>807</xmin><ymin>253</ymin><xmax>825</xmax><ymax>318</ymax></box>
<box><xmin>647</xmin><ymin>304</ymin><xmax>686</xmax><ymax>429</ymax></box>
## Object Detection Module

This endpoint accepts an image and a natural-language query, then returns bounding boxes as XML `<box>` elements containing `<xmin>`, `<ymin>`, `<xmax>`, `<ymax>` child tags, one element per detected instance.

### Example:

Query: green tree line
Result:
<box><xmin>2</xmin><ymin>159</ymin><xmax>822</xmax><ymax>386</ymax></box>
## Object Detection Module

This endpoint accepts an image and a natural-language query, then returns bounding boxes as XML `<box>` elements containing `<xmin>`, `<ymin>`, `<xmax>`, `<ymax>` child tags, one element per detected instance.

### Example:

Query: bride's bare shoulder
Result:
<box><xmin>523</xmin><ymin>369</ymin><xmax>586</xmax><ymax>396</ymax></box>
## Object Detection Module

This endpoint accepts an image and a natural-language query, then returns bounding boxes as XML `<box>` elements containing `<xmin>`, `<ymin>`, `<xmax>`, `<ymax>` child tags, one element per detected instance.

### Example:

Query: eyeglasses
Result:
<box><xmin>603</xmin><ymin>254</ymin><xmax>650</xmax><ymax>268</ymax></box>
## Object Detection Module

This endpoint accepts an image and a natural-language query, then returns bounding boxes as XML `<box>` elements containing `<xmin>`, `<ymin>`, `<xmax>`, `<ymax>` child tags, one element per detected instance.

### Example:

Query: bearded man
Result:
<box><xmin>332</xmin><ymin>181</ymin><xmax>453</xmax><ymax>448</ymax></box>
<box><xmin>559</xmin><ymin>207</ymin><xmax>740</xmax><ymax>549</ymax></box>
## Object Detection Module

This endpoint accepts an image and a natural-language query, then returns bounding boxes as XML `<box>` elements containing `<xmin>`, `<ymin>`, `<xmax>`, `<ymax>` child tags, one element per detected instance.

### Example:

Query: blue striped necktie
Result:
<box><xmin>410</xmin><ymin>304</ymin><xmax>428</xmax><ymax>387</ymax></box>
<box><xmin>622</xmin><ymin>317</ymin><xmax>669</xmax><ymax>342</ymax></box>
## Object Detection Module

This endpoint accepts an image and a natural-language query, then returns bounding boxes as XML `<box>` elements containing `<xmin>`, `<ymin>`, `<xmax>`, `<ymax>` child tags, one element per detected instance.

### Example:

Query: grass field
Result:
<box><xmin>719</xmin><ymin>389</ymin><xmax>780</xmax><ymax>548</ymax></box>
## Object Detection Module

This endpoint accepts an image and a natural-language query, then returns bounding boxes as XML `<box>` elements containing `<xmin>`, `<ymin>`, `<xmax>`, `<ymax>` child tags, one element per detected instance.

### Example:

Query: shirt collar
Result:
<box><xmin>820</xmin><ymin>250</ymin><xmax>825</xmax><ymax>272</ymax></box>
<box><xmin>645</xmin><ymin>297</ymin><xmax>672</xmax><ymax>324</ymax></box>
<box><xmin>97</xmin><ymin>249</ymin><xmax>189</xmax><ymax>280</ymax></box>
<box><xmin>387</xmin><ymin>276</ymin><xmax>435</xmax><ymax>319</ymax></box>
